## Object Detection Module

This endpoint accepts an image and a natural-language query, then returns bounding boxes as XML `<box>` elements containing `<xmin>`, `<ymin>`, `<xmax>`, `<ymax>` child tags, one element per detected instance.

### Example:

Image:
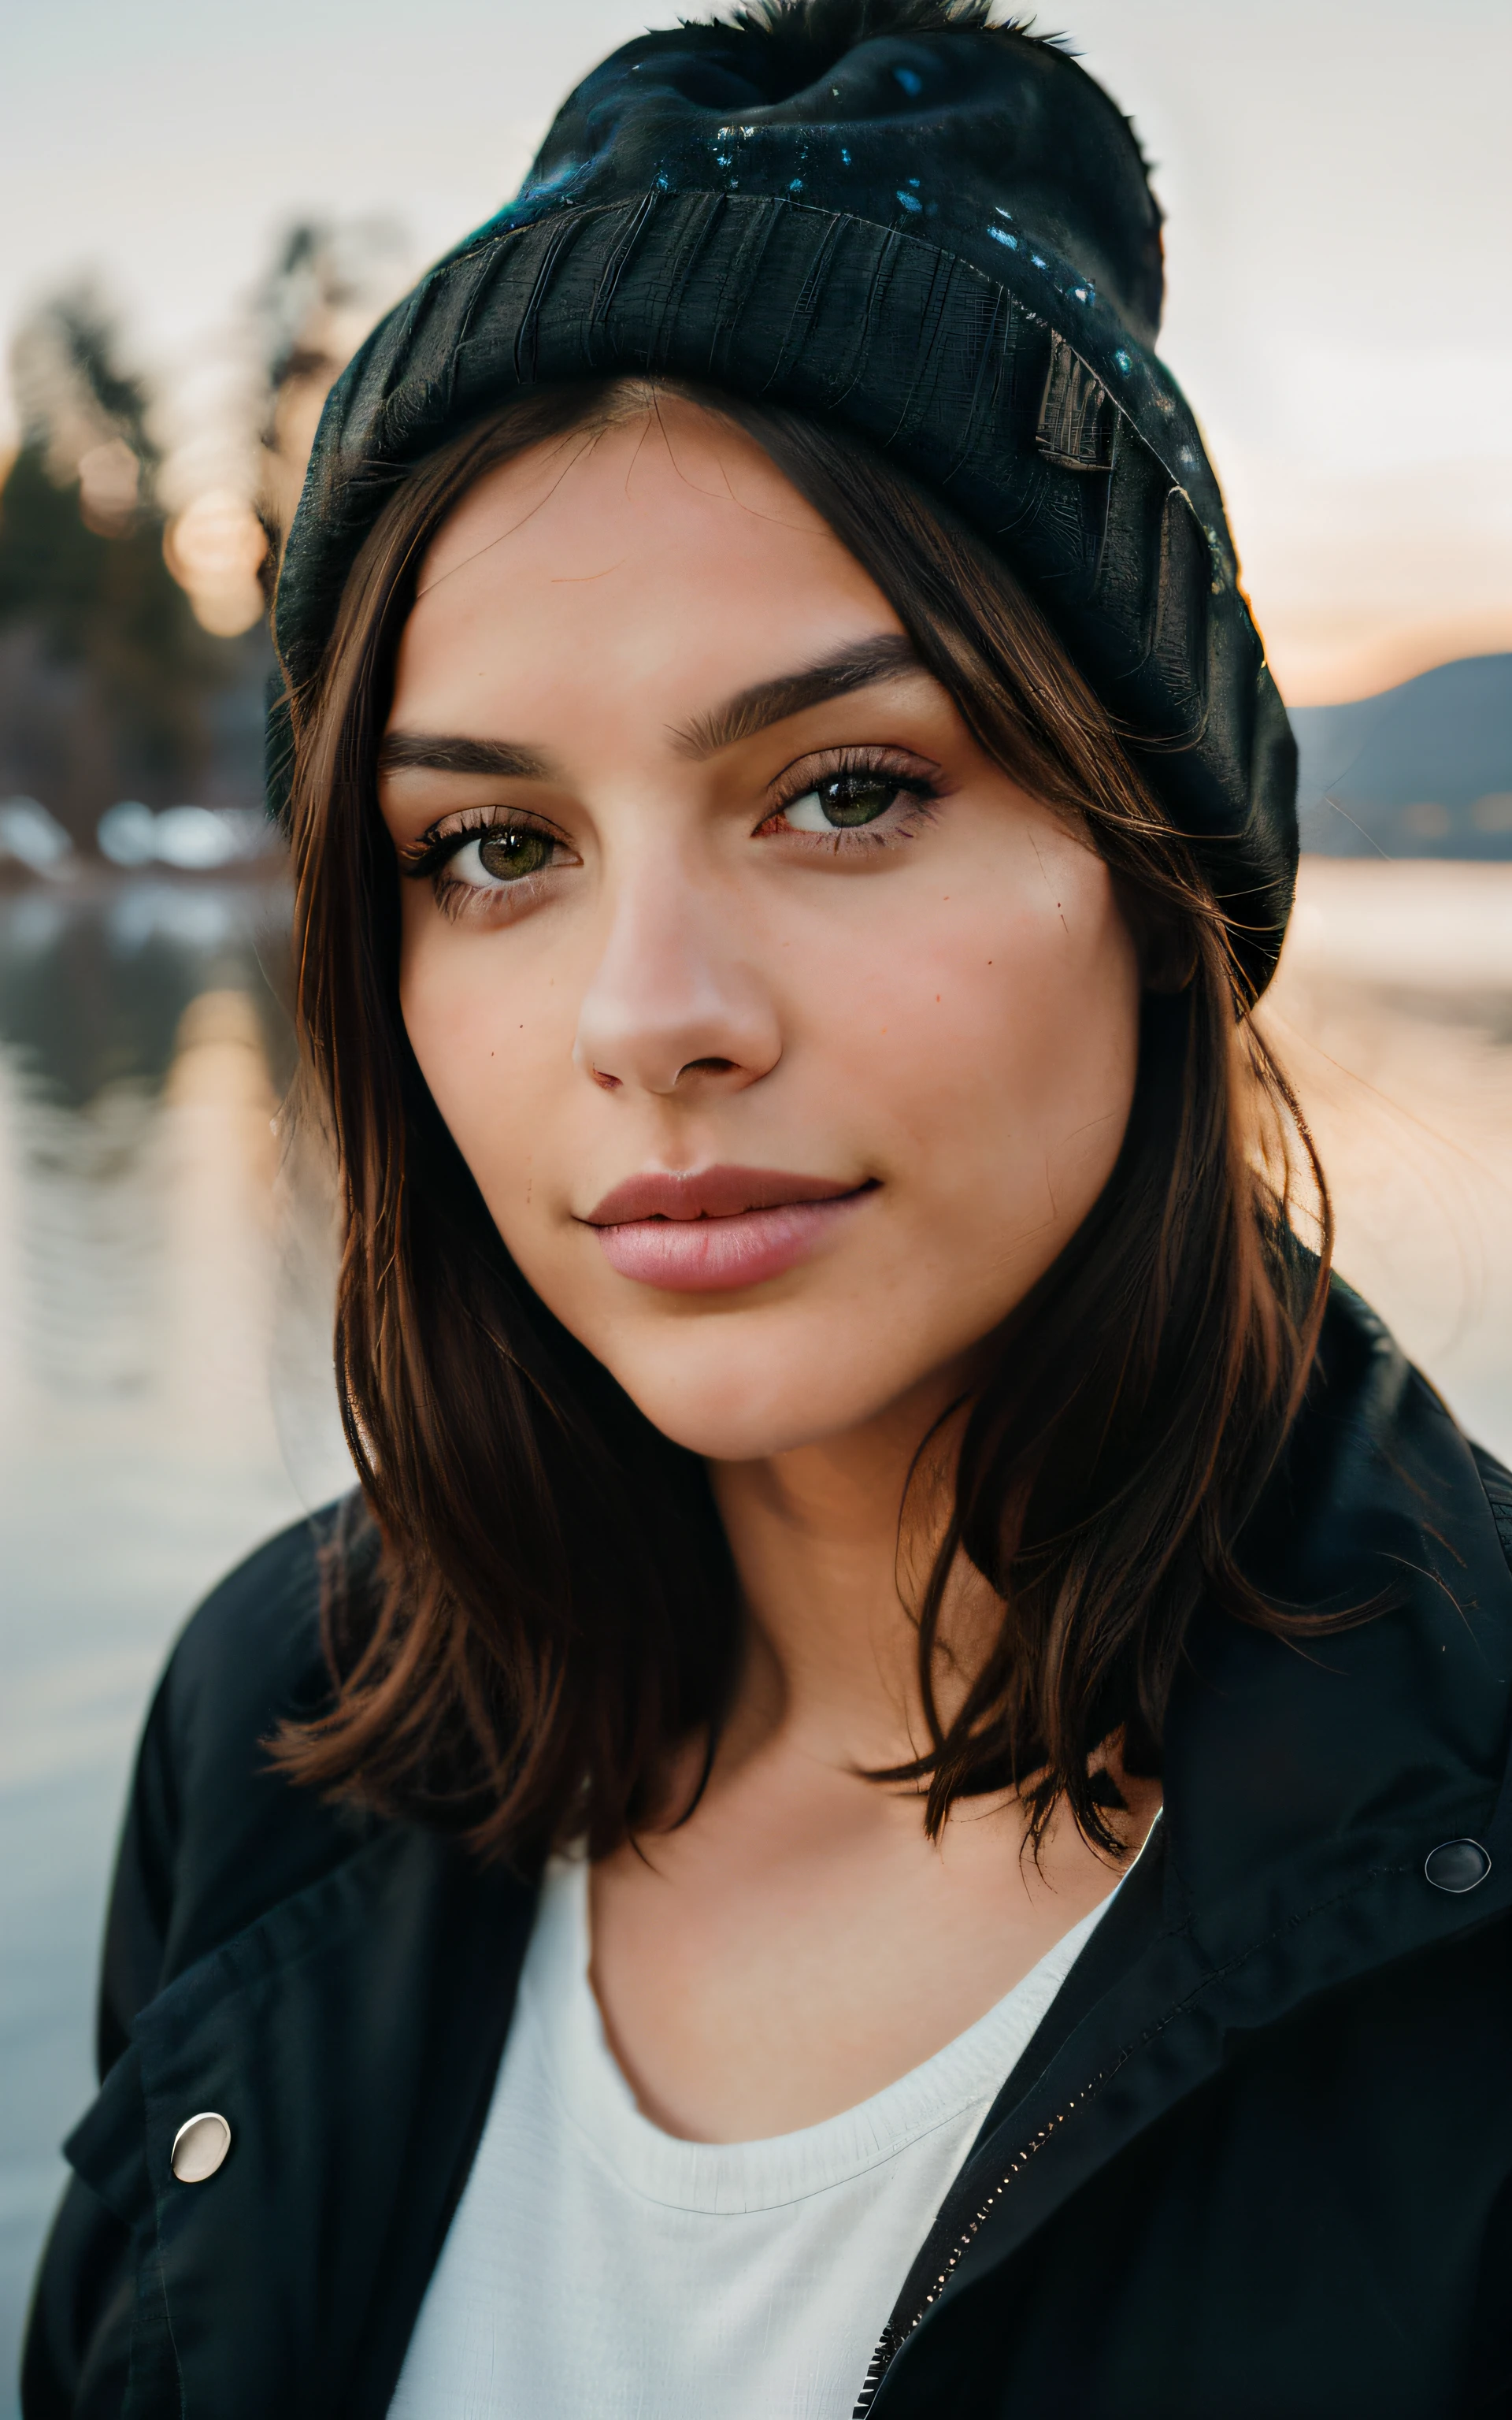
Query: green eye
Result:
<box><xmin>783</xmin><ymin>774</ymin><xmax>902</xmax><ymax>833</ymax></box>
<box><xmin>459</xmin><ymin>826</ymin><xmax>554</xmax><ymax>884</ymax></box>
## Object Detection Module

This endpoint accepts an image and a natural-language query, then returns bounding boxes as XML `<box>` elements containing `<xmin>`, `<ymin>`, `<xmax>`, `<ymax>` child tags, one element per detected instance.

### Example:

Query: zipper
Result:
<box><xmin>854</xmin><ymin>1813</ymin><xmax>1173</xmax><ymax>2413</ymax></box>
<box><xmin>850</xmin><ymin>2063</ymin><xmax>1109</xmax><ymax>2415</ymax></box>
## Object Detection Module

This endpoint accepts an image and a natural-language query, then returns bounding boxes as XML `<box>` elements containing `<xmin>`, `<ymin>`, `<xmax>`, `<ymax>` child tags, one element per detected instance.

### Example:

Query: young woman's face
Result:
<box><xmin>380</xmin><ymin>403</ymin><xmax>1142</xmax><ymax>1462</ymax></box>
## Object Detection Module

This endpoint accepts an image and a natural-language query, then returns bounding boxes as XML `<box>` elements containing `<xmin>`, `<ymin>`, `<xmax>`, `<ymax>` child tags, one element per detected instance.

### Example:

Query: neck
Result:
<box><xmin>707</xmin><ymin>1365</ymin><xmax>990</xmax><ymax>1777</ymax></box>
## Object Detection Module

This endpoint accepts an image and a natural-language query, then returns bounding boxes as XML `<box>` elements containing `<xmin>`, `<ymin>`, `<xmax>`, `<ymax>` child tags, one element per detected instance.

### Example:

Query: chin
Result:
<box><xmin>590</xmin><ymin>1324</ymin><xmax>898</xmax><ymax>1464</ymax></box>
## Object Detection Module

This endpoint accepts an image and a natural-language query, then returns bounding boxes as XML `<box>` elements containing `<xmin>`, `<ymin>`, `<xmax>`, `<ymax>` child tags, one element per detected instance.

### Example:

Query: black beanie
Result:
<box><xmin>271</xmin><ymin>0</ymin><xmax>1298</xmax><ymax>993</ymax></box>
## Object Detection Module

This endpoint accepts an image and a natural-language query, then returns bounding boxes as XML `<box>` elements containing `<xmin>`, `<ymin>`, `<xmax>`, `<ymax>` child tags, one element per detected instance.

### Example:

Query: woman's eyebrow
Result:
<box><xmin>376</xmin><ymin>635</ymin><xmax>922</xmax><ymax>779</ymax></box>
<box><xmin>669</xmin><ymin>633</ymin><xmax>922</xmax><ymax>759</ymax></box>
<box><xmin>377</xmin><ymin>733</ymin><xmax>558</xmax><ymax>780</ymax></box>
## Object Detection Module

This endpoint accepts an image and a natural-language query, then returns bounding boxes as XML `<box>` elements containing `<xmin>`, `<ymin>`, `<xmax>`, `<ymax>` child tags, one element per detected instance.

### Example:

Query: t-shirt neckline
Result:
<box><xmin>521</xmin><ymin>1852</ymin><xmax>1122</xmax><ymax>2216</ymax></box>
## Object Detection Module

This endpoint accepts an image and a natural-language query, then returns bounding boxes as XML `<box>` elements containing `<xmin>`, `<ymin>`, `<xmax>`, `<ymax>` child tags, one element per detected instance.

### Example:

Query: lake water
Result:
<box><xmin>0</xmin><ymin>873</ymin><xmax>352</xmax><ymax>2405</ymax></box>
<box><xmin>2</xmin><ymin>859</ymin><xmax>1510</xmax><ymax>2400</ymax></box>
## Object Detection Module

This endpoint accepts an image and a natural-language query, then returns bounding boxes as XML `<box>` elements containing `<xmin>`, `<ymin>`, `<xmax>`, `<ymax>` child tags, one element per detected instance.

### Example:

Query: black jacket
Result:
<box><xmin>22</xmin><ymin>1285</ymin><xmax>1512</xmax><ymax>2418</ymax></box>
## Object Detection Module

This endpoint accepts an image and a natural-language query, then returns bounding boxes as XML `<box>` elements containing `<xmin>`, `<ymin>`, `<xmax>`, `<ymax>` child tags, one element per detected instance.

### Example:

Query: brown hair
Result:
<box><xmin>272</xmin><ymin>377</ymin><xmax>1330</xmax><ymax>1864</ymax></box>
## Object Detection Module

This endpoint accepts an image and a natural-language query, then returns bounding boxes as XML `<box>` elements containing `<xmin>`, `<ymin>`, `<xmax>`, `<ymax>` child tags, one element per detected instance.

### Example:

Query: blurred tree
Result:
<box><xmin>0</xmin><ymin>233</ymin><xmax>409</xmax><ymax>853</ymax></box>
<box><xmin>0</xmin><ymin>284</ymin><xmax>246</xmax><ymax>846</ymax></box>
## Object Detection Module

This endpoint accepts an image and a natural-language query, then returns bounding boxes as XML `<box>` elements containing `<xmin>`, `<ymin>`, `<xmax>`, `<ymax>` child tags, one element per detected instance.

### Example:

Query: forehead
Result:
<box><xmin>391</xmin><ymin>404</ymin><xmax>902</xmax><ymax>733</ymax></box>
<box><xmin>419</xmin><ymin>403</ymin><xmax>836</xmax><ymax>578</ymax></box>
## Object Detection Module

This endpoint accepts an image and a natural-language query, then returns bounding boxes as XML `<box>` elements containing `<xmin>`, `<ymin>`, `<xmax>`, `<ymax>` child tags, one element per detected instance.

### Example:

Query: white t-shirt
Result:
<box><xmin>389</xmin><ymin>1854</ymin><xmax>1117</xmax><ymax>2420</ymax></box>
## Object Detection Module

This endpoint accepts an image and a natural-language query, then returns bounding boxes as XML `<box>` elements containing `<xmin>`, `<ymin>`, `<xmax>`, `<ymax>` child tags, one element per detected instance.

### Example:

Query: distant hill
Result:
<box><xmin>1289</xmin><ymin>652</ymin><xmax>1512</xmax><ymax>859</ymax></box>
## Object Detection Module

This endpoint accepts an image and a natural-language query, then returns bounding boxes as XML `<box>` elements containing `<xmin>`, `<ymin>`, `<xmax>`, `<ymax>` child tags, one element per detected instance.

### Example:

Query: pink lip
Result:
<box><xmin>583</xmin><ymin>1165</ymin><xmax>876</xmax><ymax>1293</ymax></box>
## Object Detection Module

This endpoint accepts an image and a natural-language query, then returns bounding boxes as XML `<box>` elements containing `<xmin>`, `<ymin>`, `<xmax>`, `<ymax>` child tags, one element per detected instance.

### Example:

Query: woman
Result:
<box><xmin>24</xmin><ymin>6</ymin><xmax>1512</xmax><ymax>2415</ymax></box>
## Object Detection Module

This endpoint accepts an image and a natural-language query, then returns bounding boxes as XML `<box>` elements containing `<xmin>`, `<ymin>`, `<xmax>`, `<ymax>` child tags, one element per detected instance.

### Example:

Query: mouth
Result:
<box><xmin>582</xmin><ymin>1166</ymin><xmax>877</xmax><ymax>1294</ymax></box>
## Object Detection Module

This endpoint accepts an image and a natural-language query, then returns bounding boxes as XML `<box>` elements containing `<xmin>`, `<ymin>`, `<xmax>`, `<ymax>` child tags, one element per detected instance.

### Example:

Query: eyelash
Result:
<box><xmin>398</xmin><ymin>808</ymin><xmax>570</xmax><ymax>921</ymax></box>
<box><xmin>397</xmin><ymin>746</ymin><xmax>943</xmax><ymax>920</ymax></box>
<box><xmin>758</xmin><ymin>746</ymin><xmax>942</xmax><ymax>851</ymax></box>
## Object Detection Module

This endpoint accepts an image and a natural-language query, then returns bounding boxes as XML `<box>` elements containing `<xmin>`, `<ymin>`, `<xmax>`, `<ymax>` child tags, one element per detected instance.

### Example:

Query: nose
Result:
<box><xmin>573</xmin><ymin>861</ymin><xmax>781</xmax><ymax>1099</ymax></box>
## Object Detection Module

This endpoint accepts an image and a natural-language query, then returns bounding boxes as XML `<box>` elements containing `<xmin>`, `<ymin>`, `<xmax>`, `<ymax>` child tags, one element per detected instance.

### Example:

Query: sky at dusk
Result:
<box><xmin>4</xmin><ymin>0</ymin><xmax>1509</xmax><ymax>703</ymax></box>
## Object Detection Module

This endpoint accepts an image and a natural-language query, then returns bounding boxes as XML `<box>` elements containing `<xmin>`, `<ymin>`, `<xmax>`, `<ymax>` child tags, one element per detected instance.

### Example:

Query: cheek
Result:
<box><xmin>814</xmin><ymin>856</ymin><xmax>1141</xmax><ymax>1223</ymax></box>
<box><xmin>395</xmin><ymin>906</ymin><xmax>572</xmax><ymax>1190</ymax></box>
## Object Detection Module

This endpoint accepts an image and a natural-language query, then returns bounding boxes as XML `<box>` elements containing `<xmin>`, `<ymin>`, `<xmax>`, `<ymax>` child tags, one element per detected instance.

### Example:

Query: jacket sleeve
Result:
<box><xmin>20</xmin><ymin>1672</ymin><xmax>180</xmax><ymax>2418</ymax></box>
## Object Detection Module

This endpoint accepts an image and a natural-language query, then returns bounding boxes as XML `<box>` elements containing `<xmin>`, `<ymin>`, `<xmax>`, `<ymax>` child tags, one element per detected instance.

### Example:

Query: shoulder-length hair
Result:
<box><xmin>272</xmin><ymin>376</ymin><xmax>1329</xmax><ymax>1865</ymax></box>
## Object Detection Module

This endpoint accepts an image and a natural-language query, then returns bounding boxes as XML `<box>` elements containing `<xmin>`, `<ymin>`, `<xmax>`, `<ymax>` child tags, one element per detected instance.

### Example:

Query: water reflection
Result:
<box><xmin>0</xmin><ymin>874</ymin><xmax>348</xmax><ymax>2400</ymax></box>
<box><xmin>1262</xmin><ymin>860</ymin><xmax>1512</xmax><ymax>1457</ymax></box>
<box><xmin>0</xmin><ymin>863</ymin><xmax>1509</xmax><ymax>2398</ymax></box>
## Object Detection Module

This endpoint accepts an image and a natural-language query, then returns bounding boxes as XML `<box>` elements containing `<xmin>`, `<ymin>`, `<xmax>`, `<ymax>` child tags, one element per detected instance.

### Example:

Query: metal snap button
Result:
<box><xmin>171</xmin><ymin>2112</ymin><xmax>232</xmax><ymax>2183</ymax></box>
<box><xmin>1424</xmin><ymin>1839</ymin><xmax>1492</xmax><ymax>1895</ymax></box>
